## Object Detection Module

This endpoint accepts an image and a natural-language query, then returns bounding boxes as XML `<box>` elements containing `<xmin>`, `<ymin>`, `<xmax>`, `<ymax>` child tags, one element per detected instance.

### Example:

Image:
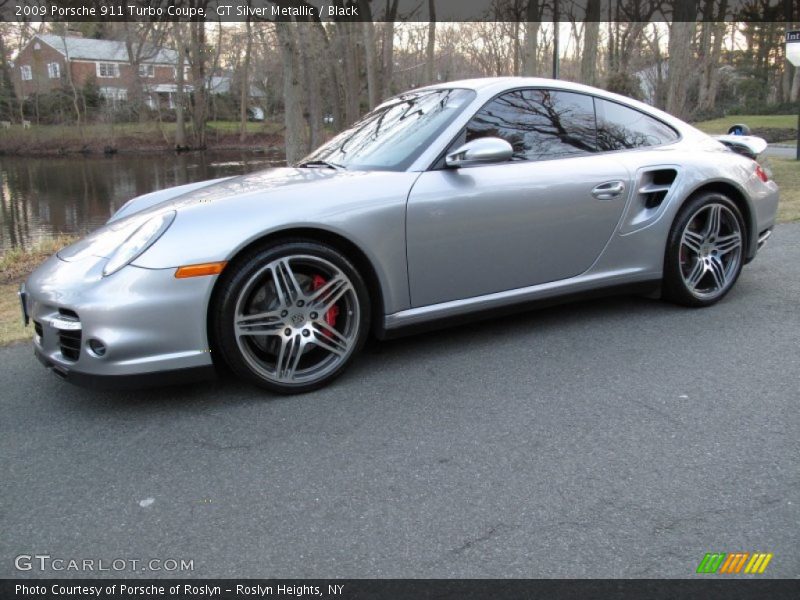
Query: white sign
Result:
<box><xmin>788</xmin><ymin>30</ymin><xmax>800</xmax><ymax>67</ymax></box>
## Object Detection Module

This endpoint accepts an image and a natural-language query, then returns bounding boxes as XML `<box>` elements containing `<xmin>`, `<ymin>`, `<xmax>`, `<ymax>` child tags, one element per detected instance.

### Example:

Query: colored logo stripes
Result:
<box><xmin>696</xmin><ymin>552</ymin><xmax>773</xmax><ymax>574</ymax></box>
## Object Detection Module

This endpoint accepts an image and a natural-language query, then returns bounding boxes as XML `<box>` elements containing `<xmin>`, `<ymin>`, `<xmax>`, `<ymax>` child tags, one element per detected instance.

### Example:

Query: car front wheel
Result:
<box><xmin>213</xmin><ymin>241</ymin><xmax>370</xmax><ymax>393</ymax></box>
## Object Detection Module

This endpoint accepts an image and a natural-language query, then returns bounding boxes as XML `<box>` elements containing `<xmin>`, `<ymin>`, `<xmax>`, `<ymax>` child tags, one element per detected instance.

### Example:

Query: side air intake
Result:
<box><xmin>621</xmin><ymin>168</ymin><xmax>679</xmax><ymax>233</ymax></box>
<box><xmin>638</xmin><ymin>169</ymin><xmax>677</xmax><ymax>209</ymax></box>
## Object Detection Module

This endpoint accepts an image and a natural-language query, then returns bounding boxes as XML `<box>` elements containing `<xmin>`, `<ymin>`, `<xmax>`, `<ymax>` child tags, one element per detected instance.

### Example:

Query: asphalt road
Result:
<box><xmin>764</xmin><ymin>144</ymin><xmax>799</xmax><ymax>160</ymax></box>
<box><xmin>2</xmin><ymin>224</ymin><xmax>798</xmax><ymax>580</ymax></box>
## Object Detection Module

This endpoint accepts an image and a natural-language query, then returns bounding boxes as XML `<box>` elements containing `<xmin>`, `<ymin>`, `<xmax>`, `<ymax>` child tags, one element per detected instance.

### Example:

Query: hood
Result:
<box><xmin>109</xmin><ymin>167</ymin><xmax>344</xmax><ymax>221</ymax></box>
<box><xmin>57</xmin><ymin>167</ymin><xmax>381</xmax><ymax>262</ymax></box>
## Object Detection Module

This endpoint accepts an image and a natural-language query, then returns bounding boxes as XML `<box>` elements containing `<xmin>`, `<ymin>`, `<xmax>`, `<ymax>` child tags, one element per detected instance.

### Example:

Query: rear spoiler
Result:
<box><xmin>712</xmin><ymin>134</ymin><xmax>768</xmax><ymax>159</ymax></box>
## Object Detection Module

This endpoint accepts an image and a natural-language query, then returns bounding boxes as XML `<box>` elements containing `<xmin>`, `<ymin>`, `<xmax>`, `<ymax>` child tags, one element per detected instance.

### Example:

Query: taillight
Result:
<box><xmin>755</xmin><ymin>164</ymin><xmax>769</xmax><ymax>182</ymax></box>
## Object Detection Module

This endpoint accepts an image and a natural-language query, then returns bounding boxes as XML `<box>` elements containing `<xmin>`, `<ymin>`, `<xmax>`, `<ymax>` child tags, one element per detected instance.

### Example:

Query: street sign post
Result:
<box><xmin>786</xmin><ymin>30</ymin><xmax>800</xmax><ymax>160</ymax></box>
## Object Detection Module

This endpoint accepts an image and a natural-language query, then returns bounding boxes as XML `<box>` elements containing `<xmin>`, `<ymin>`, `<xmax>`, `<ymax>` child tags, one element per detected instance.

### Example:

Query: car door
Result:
<box><xmin>406</xmin><ymin>88</ymin><xmax>631</xmax><ymax>307</ymax></box>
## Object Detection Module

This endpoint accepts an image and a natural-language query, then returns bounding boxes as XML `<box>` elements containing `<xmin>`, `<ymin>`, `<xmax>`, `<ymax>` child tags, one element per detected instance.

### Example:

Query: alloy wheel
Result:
<box><xmin>678</xmin><ymin>203</ymin><xmax>743</xmax><ymax>300</ymax></box>
<box><xmin>233</xmin><ymin>254</ymin><xmax>360</xmax><ymax>386</ymax></box>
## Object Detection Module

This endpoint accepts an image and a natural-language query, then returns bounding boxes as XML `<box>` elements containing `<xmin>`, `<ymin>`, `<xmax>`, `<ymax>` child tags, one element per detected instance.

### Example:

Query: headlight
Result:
<box><xmin>103</xmin><ymin>211</ymin><xmax>176</xmax><ymax>277</ymax></box>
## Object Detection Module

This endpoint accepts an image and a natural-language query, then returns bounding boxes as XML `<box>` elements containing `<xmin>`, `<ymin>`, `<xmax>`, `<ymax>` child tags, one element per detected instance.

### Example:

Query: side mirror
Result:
<box><xmin>445</xmin><ymin>137</ymin><xmax>513</xmax><ymax>168</ymax></box>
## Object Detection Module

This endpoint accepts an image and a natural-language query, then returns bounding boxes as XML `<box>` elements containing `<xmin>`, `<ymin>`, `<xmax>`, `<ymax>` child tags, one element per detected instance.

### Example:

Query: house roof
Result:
<box><xmin>36</xmin><ymin>34</ymin><xmax>179</xmax><ymax>65</ymax></box>
<box><xmin>207</xmin><ymin>75</ymin><xmax>267</xmax><ymax>98</ymax></box>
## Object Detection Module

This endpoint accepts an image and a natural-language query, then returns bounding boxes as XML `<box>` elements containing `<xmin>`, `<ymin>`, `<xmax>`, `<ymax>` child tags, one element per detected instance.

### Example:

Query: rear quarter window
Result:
<box><xmin>595</xmin><ymin>98</ymin><xmax>679</xmax><ymax>151</ymax></box>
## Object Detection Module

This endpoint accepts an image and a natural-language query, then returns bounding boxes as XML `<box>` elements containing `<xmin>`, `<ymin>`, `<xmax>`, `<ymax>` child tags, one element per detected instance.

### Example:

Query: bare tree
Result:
<box><xmin>173</xmin><ymin>23</ymin><xmax>187</xmax><ymax>150</ymax></box>
<box><xmin>522</xmin><ymin>0</ymin><xmax>545</xmax><ymax>76</ymax></box>
<box><xmin>188</xmin><ymin>19</ymin><xmax>209</xmax><ymax>148</ymax></box>
<box><xmin>275</xmin><ymin>21</ymin><xmax>308</xmax><ymax>164</ymax></box>
<box><xmin>358</xmin><ymin>1</ymin><xmax>380</xmax><ymax>109</ymax></box>
<box><xmin>696</xmin><ymin>0</ymin><xmax>729</xmax><ymax>113</ymax></box>
<box><xmin>426</xmin><ymin>0</ymin><xmax>437</xmax><ymax>83</ymax></box>
<box><xmin>381</xmin><ymin>0</ymin><xmax>400</xmax><ymax>98</ymax></box>
<box><xmin>240</xmin><ymin>18</ymin><xmax>253</xmax><ymax>142</ymax></box>
<box><xmin>122</xmin><ymin>22</ymin><xmax>167</xmax><ymax>121</ymax></box>
<box><xmin>666</xmin><ymin>2</ymin><xmax>698</xmax><ymax>118</ymax></box>
<box><xmin>580</xmin><ymin>0</ymin><xmax>601</xmax><ymax>85</ymax></box>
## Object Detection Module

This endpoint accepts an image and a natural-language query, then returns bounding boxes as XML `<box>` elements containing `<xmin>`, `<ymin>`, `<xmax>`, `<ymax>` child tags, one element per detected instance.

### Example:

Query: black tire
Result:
<box><xmin>663</xmin><ymin>192</ymin><xmax>746</xmax><ymax>308</ymax></box>
<box><xmin>212</xmin><ymin>240</ymin><xmax>371</xmax><ymax>394</ymax></box>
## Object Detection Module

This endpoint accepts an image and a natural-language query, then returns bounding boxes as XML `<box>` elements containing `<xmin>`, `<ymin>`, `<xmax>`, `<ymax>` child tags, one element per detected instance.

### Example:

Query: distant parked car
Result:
<box><xmin>247</xmin><ymin>107</ymin><xmax>265</xmax><ymax>122</ymax></box>
<box><xmin>22</xmin><ymin>77</ymin><xmax>779</xmax><ymax>393</ymax></box>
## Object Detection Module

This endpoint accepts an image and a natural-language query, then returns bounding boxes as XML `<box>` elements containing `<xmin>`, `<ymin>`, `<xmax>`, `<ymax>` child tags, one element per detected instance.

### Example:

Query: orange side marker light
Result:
<box><xmin>175</xmin><ymin>262</ymin><xmax>227</xmax><ymax>278</ymax></box>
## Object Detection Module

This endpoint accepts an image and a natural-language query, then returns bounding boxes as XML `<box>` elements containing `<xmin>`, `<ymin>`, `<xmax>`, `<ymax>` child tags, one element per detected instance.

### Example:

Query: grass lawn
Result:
<box><xmin>0</xmin><ymin>120</ymin><xmax>284</xmax><ymax>154</ymax></box>
<box><xmin>770</xmin><ymin>158</ymin><xmax>800</xmax><ymax>222</ymax></box>
<box><xmin>693</xmin><ymin>114</ymin><xmax>798</xmax><ymax>138</ymax></box>
<box><xmin>0</xmin><ymin>235</ymin><xmax>77</xmax><ymax>346</ymax></box>
<box><xmin>0</xmin><ymin>283</ymin><xmax>27</xmax><ymax>346</ymax></box>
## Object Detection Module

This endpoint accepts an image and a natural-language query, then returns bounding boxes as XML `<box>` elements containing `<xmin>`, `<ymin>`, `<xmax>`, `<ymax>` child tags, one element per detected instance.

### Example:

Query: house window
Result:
<box><xmin>99</xmin><ymin>87</ymin><xmax>127</xmax><ymax>107</ymax></box>
<box><xmin>96</xmin><ymin>62</ymin><xmax>120</xmax><ymax>78</ymax></box>
<box><xmin>47</xmin><ymin>62</ymin><xmax>60</xmax><ymax>79</ymax></box>
<box><xmin>20</xmin><ymin>65</ymin><xmax>32</xmax><ymax>81</ymax></box>
<box><xmin>138</xmin><ymin>64</ymin><xmax>155</xmax><ymax>78</ymax></box>
<box><xmin>173</xmin><ymin>65</ymin><xmax>190</xmax><ymax>80</ymax></box>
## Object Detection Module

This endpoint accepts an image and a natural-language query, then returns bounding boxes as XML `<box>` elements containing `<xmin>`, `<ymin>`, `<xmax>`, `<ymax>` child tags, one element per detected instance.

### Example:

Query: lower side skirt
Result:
<box><xmin>378</xmin><ymin>279</ymin><xmax>662</xmax><ymax>340</ymax></box>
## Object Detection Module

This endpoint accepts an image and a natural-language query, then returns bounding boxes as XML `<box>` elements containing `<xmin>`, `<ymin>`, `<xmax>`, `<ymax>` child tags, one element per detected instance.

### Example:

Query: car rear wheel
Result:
<box><xmin>663</xmin><ymin>193</ymin><xmax>745</xmax><ymax>307</ymax></box>
<box><xmin>213</xmin><ymin>241</ymin><xmax>370</xmax><ymax>394</ymax></box>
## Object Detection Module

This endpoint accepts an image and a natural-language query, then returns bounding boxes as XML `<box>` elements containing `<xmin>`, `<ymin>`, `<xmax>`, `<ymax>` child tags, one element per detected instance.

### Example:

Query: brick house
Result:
<box><xmin>12</xmin><ymin>33</ymin><xmax>186</xmax><ymax>109</ymax></box>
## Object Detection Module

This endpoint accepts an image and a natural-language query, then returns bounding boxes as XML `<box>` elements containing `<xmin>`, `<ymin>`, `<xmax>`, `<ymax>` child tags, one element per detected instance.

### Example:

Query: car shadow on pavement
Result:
<box><xmin>53</xmin><ymin>291</ymin><xmax>703</xmax><ymax>412</ymax></box>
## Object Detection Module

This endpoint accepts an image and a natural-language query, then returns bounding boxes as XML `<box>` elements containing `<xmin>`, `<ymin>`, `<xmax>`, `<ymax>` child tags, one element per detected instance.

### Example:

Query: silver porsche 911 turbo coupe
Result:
<box><xmin>21</xmin><ymin>77</ymin><xmax>779</xmax><ymax>393</ymax></box>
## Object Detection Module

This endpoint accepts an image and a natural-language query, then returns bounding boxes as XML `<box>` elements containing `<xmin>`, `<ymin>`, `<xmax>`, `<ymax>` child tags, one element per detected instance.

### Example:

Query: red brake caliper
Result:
<box><xmin>311</xmin><ymin>275</ymin><xmax>339</xmax><ymax>336</ymax></box>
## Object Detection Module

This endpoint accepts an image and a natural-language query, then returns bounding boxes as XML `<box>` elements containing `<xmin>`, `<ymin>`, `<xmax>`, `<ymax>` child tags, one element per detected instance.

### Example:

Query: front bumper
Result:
<box><xmin>34</xmin><ymin>347</ymin><xmax>215</xmax><ymax>390</ymax></box>
<box><xmin>24</xmin><ymin>253</ymin><xmax>218</xmax><ymax>387</ymax></box>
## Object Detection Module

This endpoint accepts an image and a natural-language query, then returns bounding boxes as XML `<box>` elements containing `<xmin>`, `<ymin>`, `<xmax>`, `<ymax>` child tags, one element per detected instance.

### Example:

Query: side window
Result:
<box><xmin>464</xmin><ymin>89</ymin><xmax>596</xmax><ymax>161</ymax></box>
<box><xmin>595</xmin><ymin>99</ymin><xmax>679</xmax><ymax>150</ymax></box>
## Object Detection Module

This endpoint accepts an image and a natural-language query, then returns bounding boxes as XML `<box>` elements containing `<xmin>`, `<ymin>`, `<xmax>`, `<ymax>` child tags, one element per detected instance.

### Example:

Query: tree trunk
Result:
<box><xmin>0</xmin><ymin>33</ymin><xmax>17</xmax><ymax>121</ymax></box>
<box><xmin>239</xmin><ymin>19</ymin><xmax>252</xmax><ymax>142</ymax></box>
<box><xmin>174</xmin><ymin>23</ymin><xmax>187</xmax><ymax>149</ymax></box>
<box><xmin>58</xmin><ymin>32</ymin><xmax>84</xmax><ymax>141</ymax></box>
<box><xmin>189</xmin><ymin>20</ymin><xmax>208</xmax><ymax>149</ymax></box>
<box><xmin>358</xmin><ymin>1</ymin><xmax>379</xmax><ymax>109</ymax></box>
<box><xmin>522</xmin><ymin>0</ymin><xmax>542</xmax><ymax>76</ymax></box>
<box><xmin>363</xmin><ymin>22</ymin><xmax>379</xmax><ymax>108</ymax></box>
<box><xmin>696</xmin><ymin>0</ymin><xmax>727</xmax><ymax>113</ymax></box>
<box><xmin>298</xmin><ymin>23</ymin><xmax>322</xmax><ymax>150</ymax></box>
<box><xmin>334</xmin><ymin>22</ymin><xmax>360</xmax><ymax>126</ymax></box>
<box><xmin>665</xmin><ymin>3</ymin><xmax>698</xmax><ymax>119</ymax></box>
<box><xmin>580</xmin><ymin>0</ymin><xmax>601</xmax><ymax>85</ymax></box>
<box><xmin>381</xmin><ymin>1</ymin><xmax>399</xmax><ymax>99</ymax></box>
<box><xmin>426</xmin><ymin>0</ymin><xmax>436</xmax><ymax>83</ymax></box>
<box><xmin>311</xmin><ymin>20</ymin><xmax>345</xmax><ymax>131</ymax></box>
<box><xmin>275</xmin><ymin>22</ymin><xmax>308</xmax><ymax>164</ymax></box>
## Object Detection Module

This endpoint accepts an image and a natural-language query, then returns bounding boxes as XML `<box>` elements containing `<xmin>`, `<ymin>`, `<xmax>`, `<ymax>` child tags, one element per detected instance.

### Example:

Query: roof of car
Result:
<box><xmin>416</xmin><ymin>76</ymin><xmax>693</xmax><ymax>135</ymax></box>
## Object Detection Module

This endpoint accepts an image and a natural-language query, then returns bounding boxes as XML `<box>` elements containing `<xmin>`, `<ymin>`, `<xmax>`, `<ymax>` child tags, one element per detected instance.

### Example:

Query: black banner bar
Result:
<box><xmin>3</xmin><ymin>579</ymin><xmax>800</xmax><ymax>600</ymax></box>
<box><xmin>1</xmin><ymin>0</ymin><xmax>798</xmax><ymax>23</ymax></box>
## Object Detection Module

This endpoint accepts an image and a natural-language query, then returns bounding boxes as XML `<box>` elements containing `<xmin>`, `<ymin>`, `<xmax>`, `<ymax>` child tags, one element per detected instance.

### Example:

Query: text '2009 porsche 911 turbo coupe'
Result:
<box><xmin>21</xmin><ymin>77</ymin><xmax>779</xmax><ymax>393</ymax></box>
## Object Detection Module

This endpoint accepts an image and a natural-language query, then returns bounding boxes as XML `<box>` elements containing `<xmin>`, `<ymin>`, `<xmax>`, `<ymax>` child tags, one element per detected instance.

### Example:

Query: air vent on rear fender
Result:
<box><xmin>621</xmin><ymin>167</ymin><xmax>679</xmax><ymax>233</ymax></box>
<box><xmin>639</xmin><ymin>169</ymin><xmax>677</xmax><ymax>209</ymax></box>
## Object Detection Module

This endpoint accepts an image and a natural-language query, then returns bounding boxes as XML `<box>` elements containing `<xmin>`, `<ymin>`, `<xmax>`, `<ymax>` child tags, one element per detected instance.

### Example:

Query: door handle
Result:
<box><xmin>592</xmin><ymin>181</ymin><xmax>626</xmax><ymax>200</ymax></box>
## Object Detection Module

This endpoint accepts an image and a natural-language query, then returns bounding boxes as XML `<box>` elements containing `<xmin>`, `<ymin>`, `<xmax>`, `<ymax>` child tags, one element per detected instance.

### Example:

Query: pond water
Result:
<box><xmin>0</xmin><ymin>151</ymin><xmax>283</xmax><ymax>252</ymax></box>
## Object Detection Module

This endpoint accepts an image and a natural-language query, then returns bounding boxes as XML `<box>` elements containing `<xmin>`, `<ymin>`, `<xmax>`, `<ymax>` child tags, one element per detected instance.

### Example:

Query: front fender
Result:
<box><xmin>131</xmin><ymin>171</ymin><xmax>421</xmax><ymax>315</ymax></box>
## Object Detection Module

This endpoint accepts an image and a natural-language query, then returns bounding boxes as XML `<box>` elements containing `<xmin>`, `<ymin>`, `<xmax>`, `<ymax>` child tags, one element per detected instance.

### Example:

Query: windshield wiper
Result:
<box><xmin>297</xmin><ymin>160</ymin><xmax>345</xmax><ymax>170</ymax></box>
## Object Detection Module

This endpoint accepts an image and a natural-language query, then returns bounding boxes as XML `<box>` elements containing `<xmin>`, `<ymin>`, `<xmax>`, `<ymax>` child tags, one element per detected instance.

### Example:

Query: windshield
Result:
<box><xmin>300</xmin><ymin>88</ymin><xmax>476</xmax><ymax>171</ymax></box>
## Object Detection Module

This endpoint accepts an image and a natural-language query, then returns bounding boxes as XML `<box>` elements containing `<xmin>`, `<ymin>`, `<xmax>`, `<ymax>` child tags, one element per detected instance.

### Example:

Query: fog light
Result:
<box><xmin>88</xmin><ymin>339</ymin><xmax>107</xmax><ymax>357</ymax></box>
